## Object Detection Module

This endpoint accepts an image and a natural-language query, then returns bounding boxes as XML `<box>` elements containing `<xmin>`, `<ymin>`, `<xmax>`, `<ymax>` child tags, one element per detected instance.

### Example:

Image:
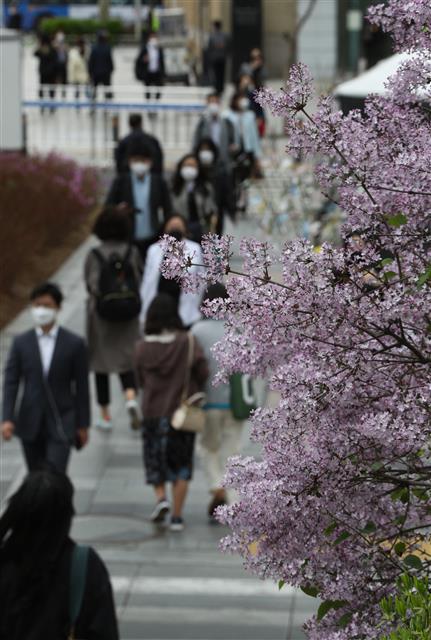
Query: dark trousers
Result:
<box><xmin>21</xmin><ymin>434</ymin><xmax>71</xmax><ymax>474</ymax></box>
<box><xmin>211</xmin><ymin>60</ymin><xmax>226</xmax><ymax>95</ymax></box>
<box><xmin>144</xmin><ymin>71</ymin><xmax>163</xmax><ymax>100</ymax></box>
<box><xmin>95</xmin><ymin>371</ymin><xmax>136</xmax><ymax>406</ymax></box>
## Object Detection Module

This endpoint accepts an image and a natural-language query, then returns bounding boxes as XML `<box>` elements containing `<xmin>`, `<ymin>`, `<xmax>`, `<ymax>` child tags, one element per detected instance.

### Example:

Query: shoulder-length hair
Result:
<box><xmin>145</xmin><ymin>294</ymin><xmax>184</xmax><ymax>335</ymax></box>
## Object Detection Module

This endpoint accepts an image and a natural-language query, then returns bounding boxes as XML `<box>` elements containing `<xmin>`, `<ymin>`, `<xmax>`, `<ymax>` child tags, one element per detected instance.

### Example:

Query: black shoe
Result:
<box><xmin>150</xmin><ymin>499</ymin><xmax>170</xmax><ymax>522</ymax></box>
<box><xmin>170</xmin><ymin>516</ymin><xmax>184</xmax><ymax>532</ymax></box>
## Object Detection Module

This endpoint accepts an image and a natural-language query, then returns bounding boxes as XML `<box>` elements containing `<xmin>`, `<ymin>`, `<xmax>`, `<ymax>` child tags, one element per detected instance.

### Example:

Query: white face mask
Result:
<box><xmin>207</xmin><ymin>102</ymin><xmax>220</xmax><ymax>116</ymax></box>
<box><xmin>181</xmin><ymin>166</ymin><xmax>198</xmax><ymax>181</ymax></box>
<box><xmin>31</xmin><ymin>306</ymin><xmax>57</xmax><ymax>328</ymax></box>
<box><xmin>199</xmin><ymin>150</ymin><xmax>214</xmax><ymax>166</ymax></box>
<box><xmin>130</xmin><ymin>161</ymin><xmax>151</xmax><ymax>177</ymax></box>
<box><xmin>239</xmin><ymin>97</ymin><xmax>250</xmax><ymax>111</ymax></box>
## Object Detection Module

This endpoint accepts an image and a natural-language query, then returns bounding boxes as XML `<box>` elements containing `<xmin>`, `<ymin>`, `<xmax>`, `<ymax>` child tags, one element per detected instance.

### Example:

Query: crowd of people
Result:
<box><xmin>0</xmin><ymin>27</ymin><xmax>266</xmax><ymax>637</ymax></box>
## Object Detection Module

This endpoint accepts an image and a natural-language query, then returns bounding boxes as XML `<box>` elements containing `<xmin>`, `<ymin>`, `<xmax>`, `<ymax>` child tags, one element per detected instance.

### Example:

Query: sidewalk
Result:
<box><xmin>0</xmin><ymin>216</ymin><xmax>317</xmax><ymax>640</ymax></box>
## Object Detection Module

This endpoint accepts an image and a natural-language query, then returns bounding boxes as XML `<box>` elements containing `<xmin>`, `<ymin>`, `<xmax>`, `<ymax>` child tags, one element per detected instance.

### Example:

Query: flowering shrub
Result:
<box><xmin>161</xmin><ymin>1</ymin><xmax>431</xmax><ymax>638</ymax></box>
<box><xmin>0</xmin><ymin>152</ymin><xmax>98</xmax><ymax>320</ymax></box>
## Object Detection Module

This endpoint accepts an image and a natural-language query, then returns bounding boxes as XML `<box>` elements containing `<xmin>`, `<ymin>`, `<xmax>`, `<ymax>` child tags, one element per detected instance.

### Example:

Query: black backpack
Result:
<box><xmin>92</xmin><ymin>246</ymin><xmax>141</xmax><ymax>322</ymax></box>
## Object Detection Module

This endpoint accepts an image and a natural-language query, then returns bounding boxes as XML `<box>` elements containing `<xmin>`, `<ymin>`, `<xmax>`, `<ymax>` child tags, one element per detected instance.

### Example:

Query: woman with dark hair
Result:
<box><xmin>171</xmin><ymin>153</ymin><xmax>217</xmax><ymax>242</ymax></box>
<box><xmin>34</xmin><ymin>33</ymin><xmax>58</xmax><ymax>111</ymax></box>
<box><xmin>0</xmin><ymin>471</ymin><xmax>118</xmax><ymax>639</ymax></box>
<box><xmin>135</xmin><ymin>294</ymin><xmax>208</xmax><ymax>531</ymax></box>
<box><xmin>195</xmin><ymin>137</ymin><xmax>235</xmax><ymax>232</ymax></box>
<box><xmin>85</xmin><ymin>207</ymin><xmax>143</xmax><ymax>431</ymax></box>
<box><xmin>139</xmin><ymin>214</ymin><xmax>205</xmax><ymax>329</ymax></box>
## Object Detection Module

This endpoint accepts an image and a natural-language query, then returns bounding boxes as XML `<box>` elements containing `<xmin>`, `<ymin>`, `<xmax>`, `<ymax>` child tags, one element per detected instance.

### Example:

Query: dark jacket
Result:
<box><xmin>135</xmin><ymin>44</ymin><xmax>165</xmax><ymax>81</ymax></box>
<box><xmin>34</xmin><ymin>46</ymin><xmax>58</xmax><ymax>83</ymax></box>
<box><xmin>105</xmin><ymin>173</ymin><xmax>172</xmax><ymax>236</ymax></box>
<box><xmin>2</xmin><ymin>328</ymin><xmax>90</xmax><ymax>442</ymax></box>
<box><xmin>135</xmin><ymin>331</ymin><xmax>208</xmax><ymax>419</ymax></box>
<box><xmin>88</xmin><ymin>42</ymin><xmax>114</xmax><ymax>82</ymax></box>
<box><xmin>0</xmin><ymin>539</ymin><xmax>118</xmax><ymax>640</ymax></box>
<box><xmin>115</xmin><ymin>129</ymin><xmax>164</xmax><ymax>174</ymax></box>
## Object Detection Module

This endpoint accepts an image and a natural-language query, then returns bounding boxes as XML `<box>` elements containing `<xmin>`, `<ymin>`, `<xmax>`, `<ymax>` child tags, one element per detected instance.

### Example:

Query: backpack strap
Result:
<box><xmin>69</xmin><ymin>544</ymin><xmax>90</xmax><ymax>638</ymax></box>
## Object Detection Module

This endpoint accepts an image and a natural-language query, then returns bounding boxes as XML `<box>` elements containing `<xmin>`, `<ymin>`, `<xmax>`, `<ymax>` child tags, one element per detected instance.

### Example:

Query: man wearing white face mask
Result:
<box><xmin>1</xmin><ymin>282</ymin><xmax>90</xmax><ymax>473</ymax></box>
<box><xmin>106</xmin><ymin>139</ymin><xmax>172</xmax><ymax>261</ymax></box>
<box><xmin>193</xmin><ymin>92</ymin><xmax>236</xmax><ymax>169</ymax></box>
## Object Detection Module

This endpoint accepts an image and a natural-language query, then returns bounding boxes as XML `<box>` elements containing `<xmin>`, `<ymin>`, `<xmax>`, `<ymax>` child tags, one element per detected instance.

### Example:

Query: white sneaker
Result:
<box><xmin>126</xmin><ymin>399</ymin><xmax>141</xmax><ymax>431</ymax></box>
<box><xmin>96</xmin><ymin>417</ymin><xmax>113</xmax><ymax>431</ymax></box>
<box><xmin>150</xmin><ymin>499</ymin><xmax>170</xmax><ymax>523</ymax></box>
<box><xmin>170</xmin><ymin>517</ymin><xmax>184</xmax><ymax>532</ymax></box>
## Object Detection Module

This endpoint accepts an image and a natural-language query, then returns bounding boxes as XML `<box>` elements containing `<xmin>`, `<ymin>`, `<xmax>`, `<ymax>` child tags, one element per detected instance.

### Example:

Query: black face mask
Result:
<box><xmin>168</xmin><ymin>230</ymin><xmax>185</xmax><ymax>241</ymax></box>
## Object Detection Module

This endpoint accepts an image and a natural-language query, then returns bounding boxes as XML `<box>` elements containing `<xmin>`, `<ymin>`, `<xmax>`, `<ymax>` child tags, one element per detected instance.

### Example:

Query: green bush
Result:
<box><xmin>39</xmin><ymin>18</ymin><xmax>123</xmax><ymax>40</ymax></box>
<box><xmin>379</xmin><ymin>573</ymin><xmax>431</xmax><ymax>640</ymax></box>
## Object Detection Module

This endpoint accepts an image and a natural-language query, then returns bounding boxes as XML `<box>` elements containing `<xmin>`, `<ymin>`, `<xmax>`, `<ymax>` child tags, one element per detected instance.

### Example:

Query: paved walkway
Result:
<box><xmin>0</xmin><ymin>213</ymin><xmax>317</xmax><ymax>639</ymax></box>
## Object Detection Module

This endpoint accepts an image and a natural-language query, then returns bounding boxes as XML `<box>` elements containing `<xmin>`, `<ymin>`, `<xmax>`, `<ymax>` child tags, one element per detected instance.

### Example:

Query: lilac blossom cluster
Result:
<box><xmin>162</xmin><ymin>1</ymin><xmax>431</xmax><ymax>638</ymax></box>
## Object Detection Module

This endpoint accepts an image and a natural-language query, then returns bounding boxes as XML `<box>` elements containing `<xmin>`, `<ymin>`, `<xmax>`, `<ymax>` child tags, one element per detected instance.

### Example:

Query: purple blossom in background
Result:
<box><xmin>163</xmin><ymin>1</ymin><xmax>431</xmax><ymax>638</ymax></box>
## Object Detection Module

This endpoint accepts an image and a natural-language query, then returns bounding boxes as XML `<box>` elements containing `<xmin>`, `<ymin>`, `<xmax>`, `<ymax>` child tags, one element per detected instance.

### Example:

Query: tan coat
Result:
<box><xmin>84</xmin><ymin>242</ymin><xmax>143</xmax><ymax>373</ymax></box>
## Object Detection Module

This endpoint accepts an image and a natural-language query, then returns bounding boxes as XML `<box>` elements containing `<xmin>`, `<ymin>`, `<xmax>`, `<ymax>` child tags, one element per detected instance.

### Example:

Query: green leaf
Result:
<box><xmin>300</xmin><ymin>584</ymin><xmax>319</xmax><ymax>598</ymax></box>
<box><xmin>417</xmin><ymin>266</ymin><xmax>431</xmax><ymax>287</ymax></box>
<box><xmin>412</xmin><ymin>488</ymin><xmax>429</xmax><ymax>501</ymax></box>
<box><xmin>337</xmin><ymin>612</ymin><xmax>353</xmax><ymax>628</ymax></box>
<box><xmin>391</xmin><ymin>487</ymin><xmax>409</xmax><ymax>503</ymax></box>
<box><xmin>403</xmin><ymin>555</ymin><xmax>423</xmax><ymax>571</ymax></box>
<box><xmin>394</xmin><ymin>541</ymin><xmax>407</xmax><ymax>557</ymax></box>
<box><xmin>324</xmin><ymin>521</ymin><xmax>337</xmax><ymax>536</ymax></box>
<box><xmin>334</xmin><ymin>531</ymin><xmax>351</xmax><ymax>545</ymax></box>
<box><xmin>383</xmin><ymin>270</ymin><xmax>397</xmax><ymax>282</ymax></box>
<box><xmin>362</xmin><ymin>521</ymin><xmax>377</xmax><ymax>534</ymax></box>
<box><xmin>278</xmin><ymin>580</ymin><xmax>285</xmax><ymax>591</ymax></box>
<box><xmin>317</xmin><ymin>600</ymin><xmax>347</xmax><ymax>621</ymax></box>
<box><xmin>380</xmin><ymin>257</ymin><xmax>394</xmax><ymax>267</ymax></box>
<box><xmin>386</xmin><ymin>213</ymin><xmax>407</xmax><ymax>227</ymax></box>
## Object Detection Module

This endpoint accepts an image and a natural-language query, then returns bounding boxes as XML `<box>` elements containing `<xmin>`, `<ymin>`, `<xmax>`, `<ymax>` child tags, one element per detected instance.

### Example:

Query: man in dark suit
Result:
<box><xmin>134</xmin><ymin>31</ymin><xmax>165</xmax><ymax>102</ymax></box>
<box><xmin>1</xmin><ymin>282</ymin><xmax>90</xmax><ymax>473</ymax></box>
<box><xmin>114</xmin><ymin>113</ymin><xmax>163</xmax><ymax>175</ymax></box>
<box><xmin>106</xmin><ymin>138</ymin><xmax>172</xmax><ymax>261</ymax></box>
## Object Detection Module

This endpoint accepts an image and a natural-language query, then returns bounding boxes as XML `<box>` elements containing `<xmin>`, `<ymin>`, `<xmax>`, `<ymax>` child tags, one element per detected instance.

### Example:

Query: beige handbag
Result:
<box><xmin>171</xmin><ymin>333</ymin><xmax>206</xmax><ymax>433</ymax></box>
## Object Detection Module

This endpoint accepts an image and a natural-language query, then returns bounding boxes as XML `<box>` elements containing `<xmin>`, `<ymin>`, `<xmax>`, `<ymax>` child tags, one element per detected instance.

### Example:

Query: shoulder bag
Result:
<box><xmin>171</xmin><ymin>333</ymin><xmax>206</xmax><ymax>433</ymax></box>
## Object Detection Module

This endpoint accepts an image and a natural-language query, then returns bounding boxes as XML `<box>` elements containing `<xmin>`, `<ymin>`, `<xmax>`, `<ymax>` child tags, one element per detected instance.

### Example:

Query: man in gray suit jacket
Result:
<box><xmin>1</xmin><ymin>282</ymin><xmax>90</xmax><ymax>473</ymax></box>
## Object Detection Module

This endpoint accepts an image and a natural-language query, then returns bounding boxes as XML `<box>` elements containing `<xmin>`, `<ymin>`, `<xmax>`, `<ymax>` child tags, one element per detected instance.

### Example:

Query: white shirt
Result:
<box><xmin>36</xmin><ymin>325</ymin><xmax>59</xmax><ymax>375</ymax></box>
<box><xmin>147</xmin><ymin>42</ymin><xmax>160</xmax><ymax>73</ymax></box>
<box><xmin>210</xmin><ymin>118</ymin><xmax>221</xmax><ymax>146</ymax></box>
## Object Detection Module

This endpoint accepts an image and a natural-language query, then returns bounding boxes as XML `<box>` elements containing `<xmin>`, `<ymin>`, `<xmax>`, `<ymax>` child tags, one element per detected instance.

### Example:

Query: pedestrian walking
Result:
<box><xmin>115</xmin><ymin>113</ymin><xmax>164</xmax><ymax>175</ymax></box>
<box><xmin>140</xmin><ymin>215</ymin><xmax>205</xmax><ymax>329</ymax></box>
<box><xmin>134</xmin><ymin>31</ymin><xmax>165</xmax><ymax>103</ymax></box>
<box><xmin>34</xmin><ymin>34</ymin><xmax>58</xmax><ymax>111</ymax></box>
<box><xmin>1</xmin><ymin>282</ymin><xmax>90</xmax><ymax>473</ymax></box>
<box><xmin>238</xmin><ymin>72</ymin><xmax>266</xmax><ymax>137</ymax></box>
<box><xmin>106</xmin><ymin>138</ymin><xmax>172</xmax><ymax>261</ymax></box>
<box><xmin>171</xmin><ymin>153</ymin><xmax>218</xmax><ymax>242</ymax></box>
<box><xmin>135</xmin><ymin>294</ymin><xmax>209</xmax><ymax>531</ymax></box>
<box><xmin>84</xmin><ymin>208</ymin><xmax>143</xmax><ymax>431</ymax></box>
<box><xmin>195</xmin><ymin>137</ymin><xmax>235</xmax><ymax>232</ymax></box>
<box><xmin>0</xmin><ymin>471</ymin><xmax>119</xmax><ymax>639</ymax></box>
<box><xmin>53</xmin><ymin>29</ymin><xmax>68</xmax><ymax>91</ymax></box>
<box><xmin>207</xmin><ymin>20</ymin><xmax>229</xmax><ymax>95</ymax></box>
<box><xmin>191</xmin><ymin>284</ymin><xmax>245</xmax><ymax>521</ymax></box>
<box><xmin>193</xmin><ymin>92</ymin><xmax>236</xmax><ymax>168</ymax></box>
<box><xmin>88</xmin><ymin>30</ymin><xmax>114</xmax><ymax>100</ymax></box>
<box><xmin>225</xmin><ymin>91</ymin><xmax>262</xmax><ymax>163</ymax></box>
<box><xmin>67</xmin><ymin>37</ymin><xmax>89</xmax><ymax>103</ymax></box>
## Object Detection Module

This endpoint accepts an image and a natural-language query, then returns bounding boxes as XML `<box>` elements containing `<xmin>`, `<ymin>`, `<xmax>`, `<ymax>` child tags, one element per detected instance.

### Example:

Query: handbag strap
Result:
<box><xmin>181</xmin><ymin>333</ymin><xmax>194</xmax><ymax>403</ymax></box>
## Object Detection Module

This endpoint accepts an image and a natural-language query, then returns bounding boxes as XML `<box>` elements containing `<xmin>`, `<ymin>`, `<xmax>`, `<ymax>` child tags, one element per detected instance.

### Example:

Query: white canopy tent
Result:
<box><xmin>334</xmin><ymin>52</ymin><xmax>428</xmax><ymax>112</ymax></box>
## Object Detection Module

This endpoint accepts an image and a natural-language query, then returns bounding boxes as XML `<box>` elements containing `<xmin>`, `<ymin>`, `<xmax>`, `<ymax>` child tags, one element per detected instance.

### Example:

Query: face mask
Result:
<box><xmin>130</xmin><ymin>162</ymin><xmax>150</xmax><ymax>177</ymax></box>
<box><xmin>31</xmin><ymin>306</ymin><xmax>57</xmax><ymax>327</ymax></box>
<box><xmin>207</xmin><ymin>103</ymin><xmax>220</xmax><ymax>116</ymax></box>
<box><xmin>149</xmin><ymin>38</ymin><xmax>158</xmax><ymax>47</ymax></box>
<box><xmin>168</xmin><ymin>229</ymin><xmax>185</xmax><ymax>241</ymax></box>
<box><xmin>239</xmin><ymin>98</ymin><xmax>250</xmax><ymax>111</ymax></box>
<box><xmin>199</xmin><ymin>150</ymin><xmax>214</xmax><ymax>166</ymax></box>
<box><xmin>181</xmin><ymin>166</ymin><xmax>198</xmax><ymax>181</ymax></box>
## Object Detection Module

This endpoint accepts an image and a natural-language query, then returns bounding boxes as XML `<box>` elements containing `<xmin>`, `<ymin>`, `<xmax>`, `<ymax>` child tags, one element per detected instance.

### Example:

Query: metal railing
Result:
<box><xmin>22</xmin><ymin>84</ymin><xmax>210</xmax><ymax>167</ymax></box>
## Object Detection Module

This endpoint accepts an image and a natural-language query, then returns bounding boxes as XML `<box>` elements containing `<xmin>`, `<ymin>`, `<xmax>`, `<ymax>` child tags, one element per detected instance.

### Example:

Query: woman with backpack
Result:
<box><xmin>0</xmin><ymin>471</ymin><xmax>118</xmax><ymax>640</ymax></box>
<box><xmin>84</xmin><ymin>207</ymin><xmax>143</xmax><ymax>431</ymax></box>
<box><xmin>135</xmin><ymin>294</ymin><xmax>208</xmax><ymax>531</ymax></box>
